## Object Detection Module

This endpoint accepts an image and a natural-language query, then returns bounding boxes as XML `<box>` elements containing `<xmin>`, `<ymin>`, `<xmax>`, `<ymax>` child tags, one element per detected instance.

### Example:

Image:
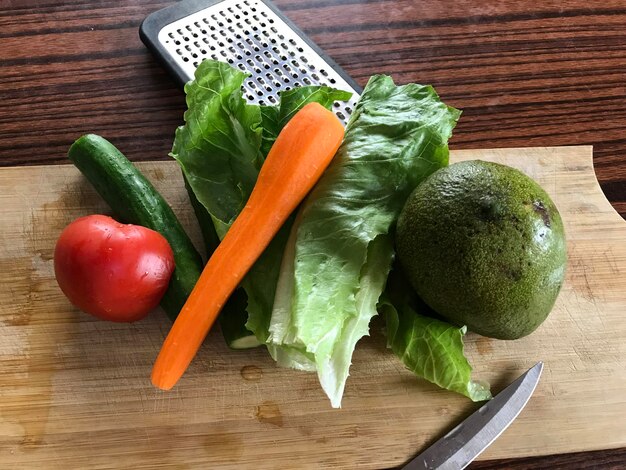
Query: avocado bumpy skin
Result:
<box><xmin>395</xmin><ymin>160</ymin><xmax>567</xmax><ymax>340</ymax></box>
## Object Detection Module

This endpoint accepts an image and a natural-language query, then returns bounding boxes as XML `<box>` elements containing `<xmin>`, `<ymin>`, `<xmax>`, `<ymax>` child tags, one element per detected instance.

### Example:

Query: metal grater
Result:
<box><xmin>140</xmin><ymin>0</ymin><xmax>361</xmax><ymax>123</ymax></box>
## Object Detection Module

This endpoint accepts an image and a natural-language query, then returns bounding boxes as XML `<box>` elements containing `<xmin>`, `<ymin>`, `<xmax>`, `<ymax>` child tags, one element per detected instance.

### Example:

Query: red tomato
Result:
<box><xmin>54</xmin><ymin>215</ymin><xmax>175</xmax><ymax>322</ymax></box>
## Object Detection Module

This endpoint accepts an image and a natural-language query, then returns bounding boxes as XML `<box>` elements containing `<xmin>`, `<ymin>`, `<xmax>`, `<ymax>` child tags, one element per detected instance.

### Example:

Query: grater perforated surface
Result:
<box><xmin>157</xmin><ymin>0</ymin><xmax>359</xmax><ymax>123</ymax></box>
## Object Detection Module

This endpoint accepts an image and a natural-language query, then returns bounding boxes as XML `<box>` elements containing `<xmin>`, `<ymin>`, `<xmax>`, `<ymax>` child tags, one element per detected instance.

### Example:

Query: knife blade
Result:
<box><xmin>402</xmin><ymin>361</ymin><xmax>543</xmax><ymax>470</ymax></box>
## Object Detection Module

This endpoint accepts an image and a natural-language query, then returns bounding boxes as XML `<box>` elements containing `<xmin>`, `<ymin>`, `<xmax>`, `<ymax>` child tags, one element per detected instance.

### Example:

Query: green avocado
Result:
<box><xmin>395</xmin><ymin>160</ymin><xmax>567</xmax><ymax>340</ymax></box>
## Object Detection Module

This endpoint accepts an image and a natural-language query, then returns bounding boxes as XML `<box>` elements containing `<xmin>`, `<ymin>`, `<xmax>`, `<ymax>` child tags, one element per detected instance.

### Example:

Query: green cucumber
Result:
<box><xmin>68</xmin><ymin>134</ymin><xmax>203</xmax><ymax>321</ymax></box>
<box><xmin>184</xmin><ymin>176</ymin><xmax>260</xmax><ymax>349</ymax></box>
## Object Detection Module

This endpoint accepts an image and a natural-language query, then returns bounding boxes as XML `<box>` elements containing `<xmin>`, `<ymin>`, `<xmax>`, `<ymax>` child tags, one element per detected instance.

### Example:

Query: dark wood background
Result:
<box><xmin>1</xmin><ymin>0</ymin><xmax>624</xmax><ymax>468</ymax></box>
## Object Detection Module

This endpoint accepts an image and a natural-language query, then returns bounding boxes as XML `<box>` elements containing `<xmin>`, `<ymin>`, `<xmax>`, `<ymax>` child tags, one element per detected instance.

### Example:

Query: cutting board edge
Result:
<box><xmin>1</xmin><ymin>144</ymin><xmax>596</xmax><ymax>172</ymax></box>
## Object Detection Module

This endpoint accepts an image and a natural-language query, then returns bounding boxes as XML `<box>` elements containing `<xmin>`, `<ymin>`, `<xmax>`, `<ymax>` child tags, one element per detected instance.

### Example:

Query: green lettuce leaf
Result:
<box><xmin>242</xmin><ymin>219</ymin><xmax>294</xmax><ymax>343</ymax></box>
<box><xmin>171</xmin><ymin>59</ymin><xmax>352</xmax><ymax>345</ymax></box>
<box><xmin>260</xmin><ymin>87</ymin><xmax>352</xmax><ymax>156</ymax></box>
<box><xmin>381</xmin><ymin>267</ymin><xmax>491</xmax><ymax>401</ymax></box>
<box><xmin>172</xmin><ymin>60</ymin><xmax>263</xmax><ymax>236</ymax></box>
<box><xmin>243</xmin><ymin>87</ymin><xmax>353</xmax><ymax>343</ymax></box>
<box><xmin>268</xmin><ymin>74</ymin><xmax>461</xmax><ymax>407</ymax></box>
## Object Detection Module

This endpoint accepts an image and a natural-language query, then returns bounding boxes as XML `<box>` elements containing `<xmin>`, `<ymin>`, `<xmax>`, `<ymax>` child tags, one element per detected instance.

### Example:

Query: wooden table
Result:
<box><xmin>1</xmin><ymin>1</ymin><xmax>625</xmax><ymax>468</ymax></box>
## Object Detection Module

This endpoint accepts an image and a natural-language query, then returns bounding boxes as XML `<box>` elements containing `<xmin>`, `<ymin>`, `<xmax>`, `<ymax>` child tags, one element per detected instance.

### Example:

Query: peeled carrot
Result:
<box><xmin>151</xmin><ymin>102</ymin><xmax>345</xmax><ymax>390</ymax></box>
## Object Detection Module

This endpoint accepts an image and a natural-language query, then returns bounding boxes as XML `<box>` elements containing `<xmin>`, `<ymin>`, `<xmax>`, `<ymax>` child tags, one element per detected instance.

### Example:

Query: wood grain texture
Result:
<box><xmin>470</xmin><ymin>447</ymin><xmax>626</xmax><ymax>470</ymax></box>
<box><xmin>0</xmin><ymin>0</ymin><xmax>625</xmax><ymax>220</ymax></box>
<box><xmin>0</xmin><ymin>147</ymin><xmax>624</xmax><ymax>469</ymax></box>
<box><xmin>1</xmin><ymin>1</ymin><xmax>625</xmax><ymax>468</ymax></box>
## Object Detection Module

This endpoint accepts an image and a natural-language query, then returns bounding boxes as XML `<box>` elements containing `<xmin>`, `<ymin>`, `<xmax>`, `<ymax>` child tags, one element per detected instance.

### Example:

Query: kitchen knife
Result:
<box><xmin>403</xmin><ymin>362</ymin><xmax>543</xmax><ymax>470</ymax></box>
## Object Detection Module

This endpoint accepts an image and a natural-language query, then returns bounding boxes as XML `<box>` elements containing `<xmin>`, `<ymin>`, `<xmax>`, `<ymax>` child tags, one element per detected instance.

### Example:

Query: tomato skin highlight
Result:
<box><xmin>54</xmin><ymin>215</ymin><xmax>175</xmax><ymax>322</ymax></box>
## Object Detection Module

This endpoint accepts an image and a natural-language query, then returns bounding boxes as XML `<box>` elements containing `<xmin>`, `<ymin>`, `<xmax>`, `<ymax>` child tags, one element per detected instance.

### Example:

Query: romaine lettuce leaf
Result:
<box><xmin>172</xmin><ymin>60</ymin><xmax>263</xmax><ymax>236</ymax></box>
<box><xmin>268</xmin><ymin>74</ymin><xmax>461</xmax><ymax>407</ymax></box>
<box><xmin>242</xmin><ymin>219</ymin><xmax>294</xmax><ymax>343</ymax></box>
<box><xmin>173</xmin><ymin>61</ymin><xmax>484</xmax><ymax>405</ymax></box>
<box><xmin>260</xmin><ymin>87</ymin><xmax>352</xmax><ymax>156</ymax></box>
<box><xmin>381</xmin><ymin>267</ymin><xmax>491</xmax><ymax>401</ymax></box>
<box><xmin>246</xmin><ymin>87</ymin><xmax>352</xmax><ymax>343</ymax></box>
<box><xmin>171</xmin><ymin>59</ymin><xmax>352</xmax><ymax>345</ymax></box>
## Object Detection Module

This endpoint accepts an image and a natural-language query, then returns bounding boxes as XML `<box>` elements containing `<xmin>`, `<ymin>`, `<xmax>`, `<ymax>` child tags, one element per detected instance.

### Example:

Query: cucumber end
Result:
<box><xmin>227</xmin><ymin>335</ymin><xmax>262</xmax><ymax>350</ymax></box>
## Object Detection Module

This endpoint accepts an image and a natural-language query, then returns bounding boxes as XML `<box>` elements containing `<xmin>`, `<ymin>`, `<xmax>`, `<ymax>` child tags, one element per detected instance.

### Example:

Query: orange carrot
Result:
<box><xmin>151</xmin><ymin>102</ymin><xmax>345</xmax><ymax>390</ymax></box>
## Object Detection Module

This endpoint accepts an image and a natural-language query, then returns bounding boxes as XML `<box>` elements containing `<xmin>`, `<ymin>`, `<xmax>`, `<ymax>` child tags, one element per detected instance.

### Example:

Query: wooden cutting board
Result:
<box><xmin>0</xmin><ymin>146</ymin><xmax>624</xmax><ymax>469</ymax></box>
